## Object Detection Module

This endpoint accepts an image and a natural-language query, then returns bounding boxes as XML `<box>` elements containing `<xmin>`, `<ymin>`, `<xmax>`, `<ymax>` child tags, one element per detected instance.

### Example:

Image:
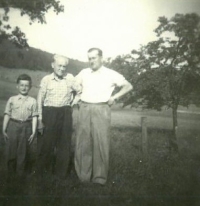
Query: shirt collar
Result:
<box><xmin>50</xmin><ymin>73</ymin><xmax>67</xmax><ymax>80</ymax></box>
<box><xmin>17</xmin><ymin>94</ymin><xmax>29</xmax><ymax>100</ymax></box>
<box><xmin>90</xmin><ymin>66</ymin><xmax>105</xmax><ymax>73</ymax></box>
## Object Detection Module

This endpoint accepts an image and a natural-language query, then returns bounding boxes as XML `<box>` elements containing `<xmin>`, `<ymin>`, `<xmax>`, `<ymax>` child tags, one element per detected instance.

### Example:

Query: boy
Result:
<box><xmin>2</xmin><ymin>74</ymin><xmax>38</xmax><ymax>179</ymax></box>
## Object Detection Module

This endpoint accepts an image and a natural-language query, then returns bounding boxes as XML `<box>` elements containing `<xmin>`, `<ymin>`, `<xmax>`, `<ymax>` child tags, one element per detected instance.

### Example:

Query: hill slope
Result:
<box><xmin>0</xmin><ymin>40</ymin><xmax>88</xmax><ymax>75</ymax></box>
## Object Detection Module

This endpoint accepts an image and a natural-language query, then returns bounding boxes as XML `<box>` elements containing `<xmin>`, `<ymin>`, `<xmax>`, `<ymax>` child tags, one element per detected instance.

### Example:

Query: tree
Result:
<box><xmin>136</xmin><ymin>13</ymin><xmax>200</xmax><ymax>150</ymax></box>
<box><xmin>0</xmin><ymin>0</ymin><xmax>64</xmax><ymax>47</ymax></box>
<box><xmin>108</xmin><ymin>13</ymin><xmax>200</xmax><ymax>151</ymax></box>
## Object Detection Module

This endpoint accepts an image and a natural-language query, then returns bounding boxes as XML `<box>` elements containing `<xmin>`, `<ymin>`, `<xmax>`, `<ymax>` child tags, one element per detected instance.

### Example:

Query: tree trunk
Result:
<box><xmin>172</xmin><ymin>105</ymin><xmax>178</xmax><ymax>135</ymax></box>
<box><xmin>169</xmin><ymin>105</ymin><xmax>179</xmax><ymax>152</ymax></box>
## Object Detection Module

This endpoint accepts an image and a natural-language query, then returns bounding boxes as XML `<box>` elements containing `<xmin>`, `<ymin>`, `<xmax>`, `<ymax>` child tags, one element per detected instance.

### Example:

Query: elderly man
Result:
<box><xmin>75</xmin><ymin>48</ymin><xmax>133</xmax><ymax>185</ymax></box>
<box><xmin>37</xmin><ymin>54</ymin><xmax>79</xmax><ymax>179</ymax></box>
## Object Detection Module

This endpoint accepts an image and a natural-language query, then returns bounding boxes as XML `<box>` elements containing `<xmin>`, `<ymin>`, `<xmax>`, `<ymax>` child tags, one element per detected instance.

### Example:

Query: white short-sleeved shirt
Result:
<box><xmin>76</xmin><ymin>66</ymin><xmax>125</xmax><ymax>103</ymax></box>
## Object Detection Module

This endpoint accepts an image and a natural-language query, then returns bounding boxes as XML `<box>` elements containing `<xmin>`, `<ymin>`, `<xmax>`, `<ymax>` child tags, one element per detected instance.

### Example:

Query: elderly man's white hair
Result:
<box><xmin>53</xmin><ymin>54</ymin><xmax>69</xmax><ymax>64</ymax></box>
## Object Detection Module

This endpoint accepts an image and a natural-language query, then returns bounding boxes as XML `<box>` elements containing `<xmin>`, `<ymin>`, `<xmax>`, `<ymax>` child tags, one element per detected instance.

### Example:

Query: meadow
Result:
<box><xmin>0</xmin><ymin>67</ymin><xmax>200</xmax><ymax>206</ymax></box>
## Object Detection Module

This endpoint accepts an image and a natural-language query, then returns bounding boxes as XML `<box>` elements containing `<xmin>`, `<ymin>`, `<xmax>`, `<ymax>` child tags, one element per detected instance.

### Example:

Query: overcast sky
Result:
<box><xmin>2</xmin><ymin>0</ymin><xmax>200</xmax><ymax>61</ymax></box>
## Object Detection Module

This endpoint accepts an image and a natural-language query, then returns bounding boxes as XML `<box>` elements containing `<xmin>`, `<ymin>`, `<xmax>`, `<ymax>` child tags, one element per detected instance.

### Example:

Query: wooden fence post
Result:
<box><xmin>141</xmin><ymin>117</ymin><xmax>148</xmax><ymax>155</ymax></box>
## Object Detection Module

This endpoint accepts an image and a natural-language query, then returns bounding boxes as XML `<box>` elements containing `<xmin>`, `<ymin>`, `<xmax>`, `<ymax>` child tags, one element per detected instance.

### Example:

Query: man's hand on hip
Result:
<box><xmin>108</xmin><ymin>97</ymin><xmax>117</xmax><ymax>106</ymax></box>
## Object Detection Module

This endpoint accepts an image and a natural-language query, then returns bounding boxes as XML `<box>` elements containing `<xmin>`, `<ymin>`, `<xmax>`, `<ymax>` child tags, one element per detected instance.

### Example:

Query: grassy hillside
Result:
<box><xmin>0</xmin><ymin>66</ymin><xmax>47</xmax><ymax>88</ymax></box>
<box><xmin>0</xmin><ymin>40</ymin><xmax>88</xmax><ymax>75</ymax></box>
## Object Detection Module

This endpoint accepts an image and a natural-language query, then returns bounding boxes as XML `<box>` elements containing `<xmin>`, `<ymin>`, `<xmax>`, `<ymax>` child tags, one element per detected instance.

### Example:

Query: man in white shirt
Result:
<box><xmin>75</xmin><ymin>48</ymin><xmax>133</xmax><ymax>185</ymax></box>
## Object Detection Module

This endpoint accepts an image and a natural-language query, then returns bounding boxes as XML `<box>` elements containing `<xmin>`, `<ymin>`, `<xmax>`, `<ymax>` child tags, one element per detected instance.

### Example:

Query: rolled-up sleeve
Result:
<box><xmin>112</xmin><ymin>70</ymin><xmax>126</xmax><ymax>87</ymax></box>
<box><xmin>32</xmin><ymin>99</ymin><xmax>38</xmax><ymax>117</ymax></box>
<box><xmin>72</xmin><ymin>76</ymin><xmax>82</xmax><ymax>94</ymax></box>
<box><xmin>37</xmin><ymin>77</ymin><xmax>47</xmax><ymax>120</ymax></box>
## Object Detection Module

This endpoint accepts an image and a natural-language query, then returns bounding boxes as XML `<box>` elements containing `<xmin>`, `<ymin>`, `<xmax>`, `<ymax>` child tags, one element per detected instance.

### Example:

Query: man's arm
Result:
<box><xmin>37</xmin><ymin>78</ymin><xmax>47</xmax><ymax>134</ymax></box>
<box><xmin>71</xmin><ymin>72</ymin><xmax>83</xmax><ymax>106</ymax></box>
<box><xmin>108</xmin><ymin>80</ymin><xmax>133</xmax><ymax>106</ymax></box>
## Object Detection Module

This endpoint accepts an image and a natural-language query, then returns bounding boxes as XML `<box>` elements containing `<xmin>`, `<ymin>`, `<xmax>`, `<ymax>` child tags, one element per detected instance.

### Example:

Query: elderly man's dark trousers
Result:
<box><xmin>37</xmin><ymin>106</ymin><xmax>72</xmax><ymax>179</ymax></box>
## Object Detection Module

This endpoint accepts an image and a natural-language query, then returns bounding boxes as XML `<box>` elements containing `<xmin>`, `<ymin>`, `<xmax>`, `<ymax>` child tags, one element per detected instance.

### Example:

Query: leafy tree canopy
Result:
<box><xmin>0</xmin><ymin>0</ymin><xmax>64</xmax><ymax>47</ymax></box>
<box><xmin>135</xmin><ymin>13</ymin><xmax>200</xmax><ymax>111</ymax></box>
<box><xmin>107</xmin><ymin>13</ymin><xmax>200</xmax><ymax>139</ymax></box>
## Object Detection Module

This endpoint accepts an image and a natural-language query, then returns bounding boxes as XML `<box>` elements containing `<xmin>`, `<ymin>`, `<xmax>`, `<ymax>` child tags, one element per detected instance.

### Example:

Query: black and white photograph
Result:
<box><xmin>0</xmin><ymin>0</ymin><xmax>200</xmax><ymax>205</ymax></box>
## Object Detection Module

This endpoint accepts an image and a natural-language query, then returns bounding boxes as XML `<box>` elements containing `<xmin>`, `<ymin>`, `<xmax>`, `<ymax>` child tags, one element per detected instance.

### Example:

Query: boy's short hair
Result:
<box><xmin>17</xmin><ymin>74</ymin><xmax>32</xmax><ymax>86</ymax></box>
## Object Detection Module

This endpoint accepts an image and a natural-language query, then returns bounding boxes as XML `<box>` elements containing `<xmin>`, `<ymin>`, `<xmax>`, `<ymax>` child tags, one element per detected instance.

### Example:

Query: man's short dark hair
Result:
<box><xmin>88</xmin><ymin>48</ymin><xmax>103</xmax><ymax>57</ymax></box>
<box><xmin>17</xmin><ymin>74</ymin><xmax>32</xmax><ymax>86</ymax></box>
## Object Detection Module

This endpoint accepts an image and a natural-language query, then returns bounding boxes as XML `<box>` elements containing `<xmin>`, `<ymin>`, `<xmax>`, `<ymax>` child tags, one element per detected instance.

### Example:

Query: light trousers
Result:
<box><xmin>75</xmin><ymin>102</ymin><xmax>111</xmax><ymax>185</ymax></box>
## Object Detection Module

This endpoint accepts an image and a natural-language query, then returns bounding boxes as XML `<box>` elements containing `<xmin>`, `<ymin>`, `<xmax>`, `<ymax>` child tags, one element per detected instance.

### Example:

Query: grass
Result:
<box><xmin>0</xmin><ymin>121</ymin><xmax>200</xmax><ymax>206</ymax></box>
